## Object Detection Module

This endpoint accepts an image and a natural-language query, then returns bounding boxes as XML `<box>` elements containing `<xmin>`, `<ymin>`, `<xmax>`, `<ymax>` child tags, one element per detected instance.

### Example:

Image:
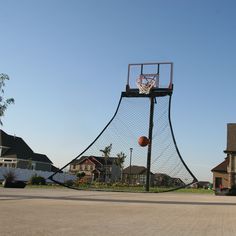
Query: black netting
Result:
<box><xmin>49</xmin><ymin>94</ymin><xmax>197</xmax><ymax>192</ymax></box>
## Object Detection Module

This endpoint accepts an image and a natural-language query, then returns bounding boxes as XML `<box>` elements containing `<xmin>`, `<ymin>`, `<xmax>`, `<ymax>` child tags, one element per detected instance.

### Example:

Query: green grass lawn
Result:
<box><xmin>176</xmin><ymin>188</ymin><xmax>214</xmax><ymax>194</ymax></box>
<box><xmin>0</xmin><ymin>182</ymin><xmax>214</xmax><ymax>194</ymax></box>
<box><xmin>65</xmin><ymin>184</ymin><xmax>214</xmax><ymax>194</ymax></box>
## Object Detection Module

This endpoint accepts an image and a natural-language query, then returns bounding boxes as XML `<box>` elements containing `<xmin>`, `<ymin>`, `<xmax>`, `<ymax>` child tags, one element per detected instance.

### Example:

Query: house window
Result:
<box><xmin>139</xmin><ymin>175</ymin><xmax>146</xmax><ymax>184</ymax></box>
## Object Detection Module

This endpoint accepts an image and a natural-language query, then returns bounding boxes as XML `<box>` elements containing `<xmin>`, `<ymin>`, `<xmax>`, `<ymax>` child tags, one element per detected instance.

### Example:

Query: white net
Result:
<box><xmin>136</xmin><ymin>75</ymin><xmax>157</xmax><ymax>94</ymax></box>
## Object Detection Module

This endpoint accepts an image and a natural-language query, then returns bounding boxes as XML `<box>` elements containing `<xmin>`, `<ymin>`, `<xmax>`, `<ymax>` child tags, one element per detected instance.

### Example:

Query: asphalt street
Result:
<box><xmin>0</xmin><ymin>188</ymin><xmax>236</xmax><ymax>236</ymax></box>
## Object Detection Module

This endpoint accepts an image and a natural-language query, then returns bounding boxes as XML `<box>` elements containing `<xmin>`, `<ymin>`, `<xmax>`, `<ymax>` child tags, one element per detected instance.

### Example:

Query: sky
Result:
<box><xmin>1</xmin><ymin>0</ymin><xmax>236</xmax><ymax>182</ymax></box>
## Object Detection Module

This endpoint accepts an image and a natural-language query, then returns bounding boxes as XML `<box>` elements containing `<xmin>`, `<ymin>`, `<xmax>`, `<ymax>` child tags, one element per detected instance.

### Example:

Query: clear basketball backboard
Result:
<box><xmin>126</xmin><ymin>62</ymin><xmax>173</xmax><ymax>95</ymax></box>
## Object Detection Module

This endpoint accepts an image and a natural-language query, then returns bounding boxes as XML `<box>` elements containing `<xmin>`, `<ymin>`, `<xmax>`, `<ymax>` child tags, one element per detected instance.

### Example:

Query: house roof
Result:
<box><xmin>0</xmin><ymin>130</ymin><xmax>33</xmax><ymax>158</ymax></box>
<box><xmin>32</xmin><ymin>153</ymin><xmax>53</xmax><ymax>164</ymax></box>
<box><xmin>211</xmin><ymin>157</ymin><xmax>228</xmax><ymax>173</ymax></box>
<box><xmin>154</xmin><ymin>173</ymin><xmax>170</xmax><ymax>178</ymax></box>
<box><xmin>196</xmin><ymin>181</ymin><xmax>211</xmax><ymax>186</ymax></box>
<box><xmin>73</xmin><ymin>156</ymin><xmax>117</xmax><ymax>166</ymax></box>
<box><xmin>123</xmin><ymin>165</ymin><xmax>147</xmax><ymax>175</ymax></box>
<box><xmin>0</xmin><ymin>130</ymin><xmax>52</xmax><ymax>164</ymax></box>
<box><xmin>51</xmin><ymin>165</ymin><xmax>63</xmax><ymax>173</ymax></box>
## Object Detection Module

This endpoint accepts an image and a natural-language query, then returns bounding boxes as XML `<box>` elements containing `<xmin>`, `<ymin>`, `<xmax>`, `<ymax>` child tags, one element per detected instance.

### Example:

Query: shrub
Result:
<box><xmin>29</xmin><ymin>175</ymin><xmax>46</xmax><ymax>185</ymax></box>
<box><xmin>76</xmin><ymin>172</ymin><xmax>86</xmax><ymax>179</ymax></box>
<box><xmin>64</xmin><ymin>179</ymin><xmax>74</xmax><ymax>187</ymax></box>
<box><xmin>3</xmin><ymin>170</ymin><xmax>16</xmax><ymax>183</ymax></box>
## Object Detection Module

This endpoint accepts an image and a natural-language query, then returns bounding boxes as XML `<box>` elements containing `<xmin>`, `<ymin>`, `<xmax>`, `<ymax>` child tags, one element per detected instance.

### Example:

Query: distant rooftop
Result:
<box><xmin>211</xmin><ymin>157</ymin><xmax>228</xmax><ymax>173</ymax></box>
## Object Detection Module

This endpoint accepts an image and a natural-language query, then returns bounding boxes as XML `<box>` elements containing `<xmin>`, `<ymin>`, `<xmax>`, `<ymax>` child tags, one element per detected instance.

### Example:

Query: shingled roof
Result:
<box><xmin>73</xmin><ymin>156</ymin><xmax>117</xmax><ymax>166</ymax></box>
<box><xmin>123</xmin><ymin>165</ymin><xmax>147</xmax><ymax>175</ymax></box>
<box><xmin>32</xmin><ymin>153</ymin><xmax>53</xmax><ymax>164</ymax></box>
<box><xmin>0</xmin><ymin>130</ymin><xmax>52</xmax><ymax>164</ymax></box>
<box><xmin>211</xmin><ymin>157</ymin><xmax>228</xmax><ymax>173</ymax></box>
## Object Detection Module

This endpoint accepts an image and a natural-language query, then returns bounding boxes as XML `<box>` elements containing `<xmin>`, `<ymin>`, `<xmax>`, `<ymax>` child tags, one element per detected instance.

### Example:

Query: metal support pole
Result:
<box><xmin>146</xmin><ymin>97</ymin><xmax>155</xmax><ymax>191</ymax></box>
<box><xmin>129</xmin><ymin>148</ymin><xmax>133</xmax><ymax>185</ymax></box>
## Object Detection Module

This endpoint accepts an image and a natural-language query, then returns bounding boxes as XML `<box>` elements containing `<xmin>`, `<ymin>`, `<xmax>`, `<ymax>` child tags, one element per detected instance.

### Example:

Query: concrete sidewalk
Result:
<box><xmin>0</xmin><ymin>188</ymin><xmax>236</xmax><ymax>236</ymax></box>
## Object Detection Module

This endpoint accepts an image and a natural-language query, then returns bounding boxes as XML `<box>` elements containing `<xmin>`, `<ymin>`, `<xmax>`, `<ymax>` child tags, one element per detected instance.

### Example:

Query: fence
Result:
<box><xmin>0</xmin><ymin>167</ymin><xmax>76</xmax><ymax>183</ymax></box>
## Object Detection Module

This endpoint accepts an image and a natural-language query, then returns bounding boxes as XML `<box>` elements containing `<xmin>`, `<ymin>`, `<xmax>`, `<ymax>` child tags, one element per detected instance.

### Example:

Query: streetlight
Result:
<box><xmin>129</xmin><ymin>148</ymin><xmax>133</xmax><ymax>185</ymax></box>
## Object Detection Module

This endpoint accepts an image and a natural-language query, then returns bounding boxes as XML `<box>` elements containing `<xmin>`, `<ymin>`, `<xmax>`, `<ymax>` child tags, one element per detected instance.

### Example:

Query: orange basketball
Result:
<box><xmin>138</xmin><ymin>136</ymin><xmax>150</xmax><ymax>147</ymax></box>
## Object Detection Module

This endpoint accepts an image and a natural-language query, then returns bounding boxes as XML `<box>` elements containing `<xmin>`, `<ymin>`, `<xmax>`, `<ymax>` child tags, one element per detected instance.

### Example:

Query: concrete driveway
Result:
<box><xmin>0</xmin><ymin>188</ymin><xmax>236</xmax><ymax>236</ymax></box>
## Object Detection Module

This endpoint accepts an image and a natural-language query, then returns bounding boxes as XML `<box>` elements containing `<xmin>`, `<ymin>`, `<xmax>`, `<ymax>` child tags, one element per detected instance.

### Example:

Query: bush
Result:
<box><xmin>29</xmin><ymin>175</ymin><xmax>46</xmax><ymax>185</ymax></box>
<box><xmin>64</xmin><ymin>179</ymin><xmax>74</xmax><ymax>187</ymax></box>
<box><xmin>76</xmin><ymin>172</ymin><xmax>86</xmax><ymax>179</ymax></box>
<box><xmin>3</xmin><ymin>181</ymin><xmax>26</xmax><ymax>188</ymax></box>
<box><xmin>2</xmin><ymin>170</ymin><xmax>26</xmax><ymax>188</ymax></box>
<box><xmin>228</xmin><ymin>188</ymin><xmax>236</xmax><ymax>196</ymax></box>
<box><xmin>3</xmin><ymin>170</ymin><xmax>16</xmax><ymax>183</ymax></box>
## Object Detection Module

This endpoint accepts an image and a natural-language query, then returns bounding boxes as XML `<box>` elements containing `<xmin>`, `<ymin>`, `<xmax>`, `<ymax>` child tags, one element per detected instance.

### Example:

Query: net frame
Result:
<box><xmin>48</xmin><ymin>62</ymin><xmax>198</xmax><ymax>192</ymax></box>
<box><xmin>48</xmin><ymin>93</ymin><xmax>198</xmax><ymax>192</ymax></box>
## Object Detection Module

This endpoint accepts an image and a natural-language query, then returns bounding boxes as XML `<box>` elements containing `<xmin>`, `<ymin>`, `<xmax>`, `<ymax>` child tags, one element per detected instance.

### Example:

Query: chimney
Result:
<box><xmin>225</xmin><ymin>123</ymin><xmax>236</xmax><ymax>153</ymax></box>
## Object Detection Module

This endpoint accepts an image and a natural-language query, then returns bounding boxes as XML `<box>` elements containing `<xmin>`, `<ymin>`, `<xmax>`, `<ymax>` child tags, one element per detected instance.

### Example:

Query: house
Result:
<box><xmin>69</xmin><ymin>155</ymin><xmax>121</xmax><ymax>182</ymax></box>
<box><xmin>154</xmin><ymin>173</ymin><xmax>185</xmax><ymax>187</ymax></box>
<box><xmin>0</xmin><ymin>130</ymin><xmax>53</xmax><ymax>171</ymax></box>
<box><xmin>211</xmin><ymin>124</ymin><xmax>236</xmax><ymax>190</ymax></box>
<box><xmin>211</xmin><ymin>157</ymin><xmax>228</xmax><ymax>189</ymax></box>
<box><xmin>122</xmin><ymin>165</ymin><xmax>154</xmax><ymax>186</ymax></box>
<box><xmin>191</xmin><ymin>181</ymin><xmax>211</xmax><ymax>189</ymax></box>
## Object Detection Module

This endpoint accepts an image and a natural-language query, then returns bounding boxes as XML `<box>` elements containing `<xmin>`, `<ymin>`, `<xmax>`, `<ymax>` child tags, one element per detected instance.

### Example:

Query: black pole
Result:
<box><xmin>146</xmin><ymin>96</ymin><xmax>155</xmax><ymax>191</ymax></box>
<box><xmin>129</xmin><ymin>148</ymin><xmax>133</xmax><ymax>185</ymax></box>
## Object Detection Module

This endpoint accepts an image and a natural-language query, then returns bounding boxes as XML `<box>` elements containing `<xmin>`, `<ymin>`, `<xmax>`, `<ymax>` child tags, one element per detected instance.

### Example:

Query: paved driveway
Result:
<box><xmin>0</xmin><ymin>188</ymin><xmax>236</xmax><ymax>236</ymax></box>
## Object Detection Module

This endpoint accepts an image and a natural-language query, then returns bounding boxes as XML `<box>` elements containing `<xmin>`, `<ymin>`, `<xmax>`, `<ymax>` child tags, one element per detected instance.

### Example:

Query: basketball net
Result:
<box><xmin>136</xmin><ymin>75</ymin><xmax>156</xmax><ymax>94</ymax></box>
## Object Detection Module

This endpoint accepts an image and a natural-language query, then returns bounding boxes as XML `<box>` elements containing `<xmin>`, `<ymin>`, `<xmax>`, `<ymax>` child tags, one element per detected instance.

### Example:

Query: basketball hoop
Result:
<box><xmin>136</xmin><ymin>75</ymin><xmax>156</xmax><ymax>94</ymax></box>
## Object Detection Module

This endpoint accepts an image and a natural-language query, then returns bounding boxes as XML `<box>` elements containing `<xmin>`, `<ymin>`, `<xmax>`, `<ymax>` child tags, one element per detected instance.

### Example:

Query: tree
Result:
<box><xmin>115</xmin><ymin>151</ymin><xmax>126</xmax><ymax>169</ymax></box>
<box><xmin>100</xmin><ymin>143</ymin><xmax>112</xmax><ymax>182</ymax></box>
<box><xmin>76</xmin><ymin>172</ymin><xmax>86</xmax><ymax>179</ymax></box>
<box><xmin>0</xmin><ymin>73</ymin><xmax>14</xmax><ymax>125</ymax></box>
<box><xmin>115</xmin><ymin>151</ymin><xmax>126</xmax><ymax>181</ymax></box>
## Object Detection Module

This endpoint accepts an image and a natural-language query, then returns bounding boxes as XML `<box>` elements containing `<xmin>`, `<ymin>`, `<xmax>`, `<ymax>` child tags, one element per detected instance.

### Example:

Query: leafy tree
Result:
<box><xmin>100</xmin><ymin>143</ymin><xmax>112</xmax><ymax>182</ymax></box>
<box><xmin>115</xmin><ymin>152</ymin><xmax>126</xmax><ymax>169</ymax></box>
<box><xmin>115</xmin><ymin>152</ymin><xmax>126</xmax><ymax>181</ymax></box>
<box><xmin>76</xmin><ymin>172</ymin><xmax>86</xmax><ymax>179</ymax></box>
<box><xmin>0</xmin><ymin>73</ymin><xmax>14</xmax><ymax>125</ymax></box>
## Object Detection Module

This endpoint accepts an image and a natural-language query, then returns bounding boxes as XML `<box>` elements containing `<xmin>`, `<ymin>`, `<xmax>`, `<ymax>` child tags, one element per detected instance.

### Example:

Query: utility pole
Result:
<box><xmin>129</xmin><ymin>147</ymin><xmax>133</xmax><ymax>185</ymax></box>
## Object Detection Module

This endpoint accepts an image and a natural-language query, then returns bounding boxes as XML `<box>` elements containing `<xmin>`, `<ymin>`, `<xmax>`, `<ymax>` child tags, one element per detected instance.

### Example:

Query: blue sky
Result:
<box><xmin>1</xmin><ymin>0</ymin><xmax>236</xmax><ymax>181</ymax></box>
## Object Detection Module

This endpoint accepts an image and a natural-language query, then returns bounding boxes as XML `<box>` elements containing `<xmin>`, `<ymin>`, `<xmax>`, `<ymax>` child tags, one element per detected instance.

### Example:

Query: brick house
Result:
<box><xmin>211</xmin><ymin>157</ymin><xmax>228</xmax><ymax>189</ymax></box>
<box><xmin>211</xmin><ymin>124</ymin><xmax>236</xmax><ymax>190</ymax></box>
<box><xmin>69</xmin><ymin>155</ymin><xmax>121</xmax><ymax>182</ymax></box>
<box><xmin>154</xmin><ymin>173</ymin><xmax>185</xmax><ymax>187</ymax></box>
<box><xmin>0</xmin><ymin>130</ymin><xmax>53</xmax><ymax>171</ymax></box>
<box><xmin>122</xmin><ymin>165</ymin><xmax>154</xmax><ymax>186</ymax></box>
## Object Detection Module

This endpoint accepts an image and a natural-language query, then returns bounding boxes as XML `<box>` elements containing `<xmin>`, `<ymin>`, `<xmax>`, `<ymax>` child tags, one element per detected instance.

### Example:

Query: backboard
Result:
<box><xmin>125</xmin><ymin>62</ymin><xmax>173</xmax><ymax>97</ymax></box>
